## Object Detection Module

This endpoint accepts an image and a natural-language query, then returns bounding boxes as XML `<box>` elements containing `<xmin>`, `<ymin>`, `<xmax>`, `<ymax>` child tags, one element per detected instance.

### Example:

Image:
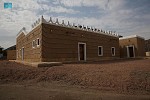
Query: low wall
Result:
<box><xmin>146</xmin><ymin>52</ymin><xmax>150</xmax><ymax>57</ymax></box>
<box><xmin>7</xmin><ymin>50</ymin><xmax>16</xmax><ymax>60</ymax></box>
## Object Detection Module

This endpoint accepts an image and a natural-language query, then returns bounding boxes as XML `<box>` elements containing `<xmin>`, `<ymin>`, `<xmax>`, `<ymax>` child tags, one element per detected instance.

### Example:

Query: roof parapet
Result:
<box><xmin>62</xmin><ymin>20</ymin><xmax>65</xmax><ymax>25</ymax></box>
<box><xmin>119</xmin><ymin>35</ymin><xmax>145</xmax><ymax>40</ymax></box>
<box><xmin>55</xmin><ymin>18</ymin><xmax>59</xmax><ymax>24</ymax></box>
<box><xmin>49</xmin><ymin>17</ymin><xmax>53</xmax><ymax>23</ymax></box>
<box><xmin>16</xmin><ymin>27</ymin><xmax>27</xmax><ymax>37</ymax></box>
<box><xmin>17</xmin><ymin>16</ymin><xmax>119</xmax><ymax>38</ymax></box>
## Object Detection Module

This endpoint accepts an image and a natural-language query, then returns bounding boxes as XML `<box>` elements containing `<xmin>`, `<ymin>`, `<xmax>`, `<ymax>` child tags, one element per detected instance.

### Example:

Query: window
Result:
<box><xmin>35</xmin><ymin>39</ymin><xmax>37</xmax><ymax>46</ymax></box>
<box><xmin>18</xmin><ymin>50</ymin><xmax>20</xmax><ymax>58</ymax></box>
<box><xmin>32</xmin><ymin>40</ymin><xmax>35</xmax><ymax>48</ymax></box>
<box><xmin>37</xmin><ymin>38</ymin><xmax>40</xmax><ymax>47</ymax></box>
<box><xmin>20</xmin><ymin>49</ymin><xmax>21</xmax><ymax>57</ymax></box>
<box><xmin>98</xmin><ymin>46</ymin><xmax>103</xmax><ymax>56</ymax></box>
<box><xmin>111</xmin><ymin>47</ymin><xmax>115</xmax><ymax>56</ymax></box>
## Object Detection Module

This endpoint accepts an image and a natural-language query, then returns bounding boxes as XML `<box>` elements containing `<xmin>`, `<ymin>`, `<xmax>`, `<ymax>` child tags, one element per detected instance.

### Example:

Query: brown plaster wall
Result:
<box><xmin>119</xmin><ymin>37</ymin><xmax>145</xmax><ymax>58</ymax></box>
<box><xmin>41</xmin><ymin>23</ymin><xmax>120</xmax><ymax>62</ymax></box>
<box><xmin>145</xmin><ymin>39</ymin><xmax>150</xmax><ymax>52</ymax></box>
<box><xmin>16</xmin><ymin>23</ymin><xmax>120</xmax><ymax>62</ymax></box>
<box><xmin>137</xmin><ymin>38</ymin><xmax>145</xmax><ymax>57</ymax></box>
<box><xmin>16</xmin><ymin>25</ymin><xmax>42</xmax><ymax>62</ymax></box>
<box><xmin>7</xmin><ymin>50</ymin><xmax>16</xmax><ymax>60</ymax></box>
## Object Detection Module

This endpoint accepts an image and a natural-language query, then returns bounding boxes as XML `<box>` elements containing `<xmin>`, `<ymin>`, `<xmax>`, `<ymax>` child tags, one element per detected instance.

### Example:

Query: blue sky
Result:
<box><xmin>0</xmin><ymin>0</ymin><xmax>150</xmax><ymax>48</ymax></box>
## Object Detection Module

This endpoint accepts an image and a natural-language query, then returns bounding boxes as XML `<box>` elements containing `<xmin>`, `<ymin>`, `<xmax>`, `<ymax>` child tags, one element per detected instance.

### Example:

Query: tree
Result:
<box><xmin>0</xmin><ymin>46</ymin><xmax>3</xmax><ymax>53</ymax></box>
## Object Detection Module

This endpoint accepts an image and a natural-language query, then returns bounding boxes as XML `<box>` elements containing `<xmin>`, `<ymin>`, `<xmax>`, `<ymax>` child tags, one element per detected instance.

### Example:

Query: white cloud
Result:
<box><xmin>59</xmin><ymin>0</ymin><xmax>105</xmax><ymax>7</ymax></box>
<box><xmin>49</xmin><ymin>6</ymin><xmax>79</xmax><ymax>14</ymax></box>
<box><xmin>59</xmin><ymin>0</ymin><xmax>83</xmax><ymax>7</ymax></box>
<box><xmin>0</xmin><ymin>0</ymin><xmax>78</xmax><ymax>36</ymax></box>
<box><xmin>0</xmin><ymin>9</ymin><xmax>38</xmax><ymax>36</ymax></box>
<box><xmin>0</xmin><ymin>36</ymin><xmax>16</xmax><ymax>49</ymax></box>
<box><xmin>0</xmin><ymin>0</ymin><xmax>80</xmax><ymax>48</ymax></box>
<box><xmin>0</xmin><ymin>0</ymin><xmax>150</xmax><ymax>48</ymax></box>
<box><xmin>12</xmin><ymin>0</ymin><xmax>41</xmax><ymax>10</ymax></box>
<box><xmin>59</xmin><ymin>0</ymin><xmax>125</xmax><ymax>10</ymax></box>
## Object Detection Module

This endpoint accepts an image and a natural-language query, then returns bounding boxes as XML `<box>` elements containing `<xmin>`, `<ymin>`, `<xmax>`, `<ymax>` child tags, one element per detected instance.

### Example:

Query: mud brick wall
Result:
<box><xmin>137</xmin><ymin>38</ymin><xmax>145</xmax><ymax>57</ymax></box>
<box><xmin>7</xmin><ymin>50</ymin><xmax>16</xmax><ymax>60</ymax></box>
<box><xmin>16</xmin><ymin>25</ymin><xmax>42</xmax><ymax>62</ymax></box>
<box><xmin>145</xmin><ymin>39</ymin><xmax>150</xmax><ymax>52</ymax></box>
<box><xmin>17</xmin><ymin>23</ymin><xmax>120</xmax><ymax>62</ymax></box>
<box><xmin>119</xmin><ymin>37</ymin><xmax>145</xmax><ymax>58</ymax></box>
<box><xmin>41</xmin><ymin>23</ymin><xmax>120</xmax><ymax>62</ymax></box>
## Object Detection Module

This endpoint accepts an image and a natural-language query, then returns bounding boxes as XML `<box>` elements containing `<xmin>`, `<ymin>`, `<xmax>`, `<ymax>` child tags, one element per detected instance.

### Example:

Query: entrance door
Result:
<box><xmin>127</xmin><ymin>46</ymin><xmax>135</xmax><ymax>58</ymax></box>
<box><xmin>78</xmin><ymin>43</ymin><xmax>86</xmax><ymax>61</ymax></box>
<box><xmin>129</xmin><ymin>47</ymin><xmax>134</xmax><ymax>57</ymax></box>
<box><xmin>22</xmin><ymin>47</ymin><xmax>24</xmax><ymax>60</ymax></box>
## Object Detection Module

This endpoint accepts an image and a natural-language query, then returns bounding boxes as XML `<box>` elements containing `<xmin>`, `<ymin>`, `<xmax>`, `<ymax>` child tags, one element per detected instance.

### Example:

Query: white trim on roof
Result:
<box><xmin>119</xmin><ymin>35</ymin><xmax>145</xmax><ymax>40</ymax></box>
<box><xmin>17</xmin><ymin>16</ymin><xmax>119</xmax><ymax>38</ymax></box>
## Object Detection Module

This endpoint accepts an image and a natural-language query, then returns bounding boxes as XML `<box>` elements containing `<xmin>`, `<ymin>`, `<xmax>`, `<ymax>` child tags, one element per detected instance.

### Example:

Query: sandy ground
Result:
<box><xmin>0</xmin><ymin>59</ymin><xmax>150</xmax><ymax>100</ymax></box>
<box><xmin>0</xmin><ymin>82</ymin><xmax>150</xmax><ymax>100</ymax></box>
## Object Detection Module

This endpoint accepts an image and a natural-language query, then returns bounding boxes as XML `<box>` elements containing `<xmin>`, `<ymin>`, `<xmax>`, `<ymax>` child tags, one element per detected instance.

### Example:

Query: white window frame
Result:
<box><xmin>126</xmin><ymin>45</ymin><xmax>135</xmax><ymax>58</ymax></box>
<box><xmin>78</xmin><ymin>42</ymin><xmax>86</xmax><ymax>61</ymax></box>
<box><xmin>22</xmin><ymin>47</ymin><xmax>24</xmax><ymax>60</ymax></box>
<box><xmin>32</xmin><ymin>40</ymin><xmax>35</xmax><ymax>48</ymax></box>
<box><xmin>111</xmin><ymin>47</ymin><xmax>115</xmax><ymax>56</ymax></box>
<box><xmin>98</xmin><ymin>46</ymin><xmax>103</xmax><ymax>56</ymax></box>
<box><xmin>20</xmin><ymin>49</ymin><xmax>21</xmax><ymax>58</ymax></box>
<box><xmin>37</xmin><ymin>38</ymin><xmax>40</xmax><ymax>47</ymax></box>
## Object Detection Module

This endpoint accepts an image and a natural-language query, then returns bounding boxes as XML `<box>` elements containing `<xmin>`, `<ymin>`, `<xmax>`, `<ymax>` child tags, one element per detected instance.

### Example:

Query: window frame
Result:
<box><xmin>37</xmin><ymin>38</ymin><xmax>40</xmax><ymax>47</ymax></box>
<box><xmin>32</xmin><ymin>40</ymin><xmax>35</xmax><ymax>48</ymax></box>
<box><xmin>20</xmin><ymin>49</ymin><xmax>21</xmax><ymax>57</ymax></box>
<box><xmin>78</xmin><ymin>42</ymin><xmax>86</xmax><ymax>61</ymax></box>
<box><xmin>111</xmin><ymin>47</ymin><xmax>115</xmax><ymax>56</ymax></box>
<box><xmin>98</xmin><ymin>46</ymin><xmax>103</xmax><ymax>56</ymax></box>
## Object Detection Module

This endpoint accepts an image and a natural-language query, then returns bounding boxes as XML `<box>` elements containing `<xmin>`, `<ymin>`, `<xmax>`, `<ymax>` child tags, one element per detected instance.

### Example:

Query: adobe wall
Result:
<box><xmin>146</xmin><ymin>52</ymin><xmax>150</xmax><ymax>56</ymax></box>
<box><xmin>7</xmin><ymin>50</ymin><xmax>16</xmax><ymax>60</ymax></box>
<box><xmin>16</xmin><ymin>25</ymin><xmax>42</xmax><ymax>62</ymax></box>
<box><xmin>137</xmin><ymin>38</ymin><xmax>145</xmax><ymax>57</ymax></box>
<box><xmin>145</xmin><ymin>39</ymin><xmax>150</xmax><ymax>52</ymax></box>
<box><xmin>119</xmin><ymin>37</ymin><xmax>145</xmax><ymax>58</ymax></box>
<box><xmin>41</xmin><ymin>23</ymin><xmax>120</xmax><ymax>62</ymax></box>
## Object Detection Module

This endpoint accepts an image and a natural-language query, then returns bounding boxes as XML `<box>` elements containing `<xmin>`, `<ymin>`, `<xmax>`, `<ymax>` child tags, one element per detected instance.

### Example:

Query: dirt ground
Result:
<box><xmin>0</xmin><ymin>59</ymin><xmax>150</xmax><ymax>100</ymax></box>
<box><xmin>0</xmin><ymin>82</ymin><xmax>150</xmax><ymax>100</ymax></box>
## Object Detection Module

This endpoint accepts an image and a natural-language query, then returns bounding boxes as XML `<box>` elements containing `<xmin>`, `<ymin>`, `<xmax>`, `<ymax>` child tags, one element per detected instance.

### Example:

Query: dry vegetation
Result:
<box><xmin>0</xmin><ymin>59</ymin><xmax>150</xmax><ymax>95</ymax></box>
